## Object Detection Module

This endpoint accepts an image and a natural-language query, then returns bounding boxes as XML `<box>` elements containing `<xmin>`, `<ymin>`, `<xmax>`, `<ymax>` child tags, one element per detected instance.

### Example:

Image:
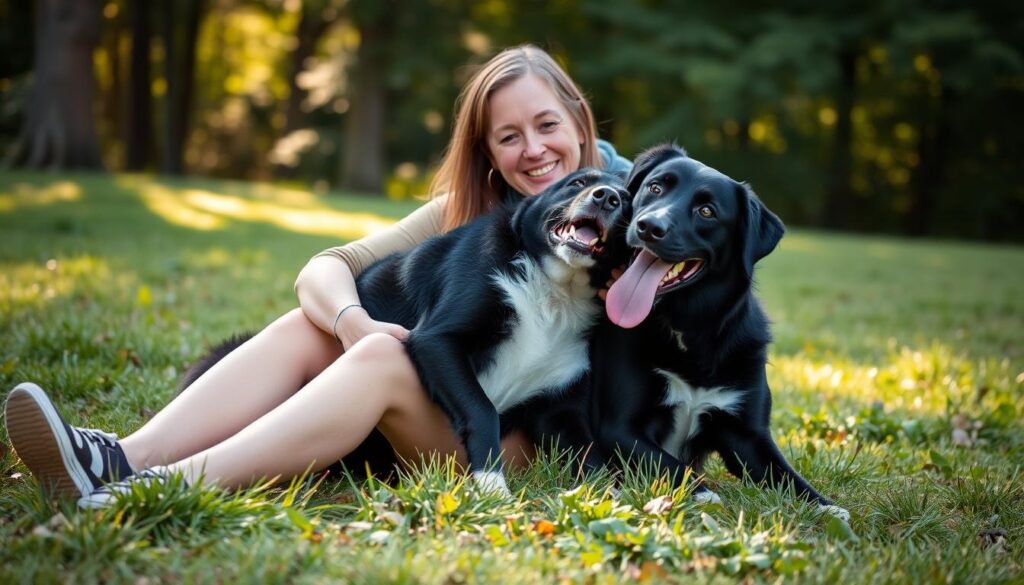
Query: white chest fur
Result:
<box><xmin>656</xmin><ymin>368</ymin><xmax>744</xmax><ymax>456</ymax></box>
<box><xmin>477</xmin><ymin>255</ymin><xmax>598</xmax><ymax>412</ymax></box>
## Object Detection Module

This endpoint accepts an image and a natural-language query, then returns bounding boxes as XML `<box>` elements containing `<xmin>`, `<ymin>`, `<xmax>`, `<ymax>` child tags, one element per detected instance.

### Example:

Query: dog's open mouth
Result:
<box><xmin>605</xmin><ymin>249</ymin><xmax>706</xmax><ymax>329</ymax></box>
<box><xmin>550</xmin><ymin>216</ymin><xmax>607</xmax><ymax>256</ymax></box>
<box><xmin>655</xmin><ymin>256</ymin><xmax>705</xmax><ymax>293</ymax></box>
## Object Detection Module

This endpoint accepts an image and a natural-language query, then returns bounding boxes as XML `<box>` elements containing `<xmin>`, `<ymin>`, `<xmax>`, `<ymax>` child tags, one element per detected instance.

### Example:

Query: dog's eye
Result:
<box><xmin>697</xmin><ymin>205</ymin><xmax>716</xmax><ymax>219</ymax></box>
<box><xmin>648</xmin><ymin>182</ymin><xmax>662</xmax><ymax>195</ymax></box>
<box><xmin>569</xmin><ymin>178</ymin><xmax>586</xmax><ymax>188</ymax></box>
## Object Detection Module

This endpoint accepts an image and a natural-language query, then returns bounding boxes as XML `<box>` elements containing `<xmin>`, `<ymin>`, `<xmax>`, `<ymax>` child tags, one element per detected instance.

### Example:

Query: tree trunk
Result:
<box><xmin>159</xmin><ymin>0</ymin><xmax>203</xmax><ymax>175</ymax></box>
<box><xmin>125</xmin><ymin>0</ymin><xmax>153</xmax><ymax>171</ymax></box>
<box><xmin>340</xmin><ymin>2</ymin><xmax>393</xmax><ymax>194</ymax></box>
<box><xmin>821</xmin><ymin>49</ymin><xmax>856</xmax><ymax>229</ymax></box>
<box><xmin>10</xmin><ymin>0</ymin><xmax>103</xmax><ymax>170</ymax></box>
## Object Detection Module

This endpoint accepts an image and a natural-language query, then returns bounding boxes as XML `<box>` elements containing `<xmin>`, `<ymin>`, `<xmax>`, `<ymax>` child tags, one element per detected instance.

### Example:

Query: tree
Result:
<box><xmin>159</xmin><ymin>0</ymin><xmax>204</xmax><ymax>175</ymax></box>
<box><xmin>339</xmin><ymin>0</ymin><xmax>394</xmax><ymax>193</ymax></box>
<box><xmin>125</xmin><ymin>0</ymin><xmax>153</xmax><ymax>171</ymax></box>
<box><xmin>8</xmin><ymin>0</ymin><xmax>103</xmax><ymax>170</ymax></box>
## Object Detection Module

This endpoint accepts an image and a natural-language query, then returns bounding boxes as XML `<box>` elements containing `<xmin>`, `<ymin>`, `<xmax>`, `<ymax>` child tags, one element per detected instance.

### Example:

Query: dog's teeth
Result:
<box><xmin>588</xmin><ymin>237</ymin><xmax>598</xmax><ymax>246</ymax></box>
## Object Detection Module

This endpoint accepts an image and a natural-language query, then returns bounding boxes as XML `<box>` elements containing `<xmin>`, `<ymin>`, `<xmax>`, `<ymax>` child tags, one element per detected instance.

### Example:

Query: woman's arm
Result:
<box><xmin>294</xmin><ymin>196</ymin><xmax>447</xmax><ymax>350</ymax></box>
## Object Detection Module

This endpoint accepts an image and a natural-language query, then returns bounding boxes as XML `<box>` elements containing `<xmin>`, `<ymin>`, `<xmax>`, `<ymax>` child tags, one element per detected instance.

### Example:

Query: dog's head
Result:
<box><xmin>606</xmin><ymin>144</ymin><xmax>784</xmax><ymax>328</ymax></box>
<box><xmin>512</xmin><ymin>168</ymin><xmax>632</xmax><ymax>278</ymax></box>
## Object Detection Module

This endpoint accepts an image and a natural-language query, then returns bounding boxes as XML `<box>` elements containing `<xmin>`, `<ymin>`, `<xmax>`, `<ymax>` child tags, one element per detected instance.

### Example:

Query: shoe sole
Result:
<box><xmin>4</xmin><ymin>383</ymin><xmax>93</xmax><ymax>499</ymax></box>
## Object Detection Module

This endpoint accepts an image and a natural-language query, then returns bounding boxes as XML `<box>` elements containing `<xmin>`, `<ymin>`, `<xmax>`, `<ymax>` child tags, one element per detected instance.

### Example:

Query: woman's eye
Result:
<box><xmin>697</xmin><ymin>205</ymin><xmax>715</xmax><ymax>218</ymax></box>
<box><xmin>499</xmin><ymin>134</ymin><xmax>518</xmax><ymax>145</ymax></box>
<box><xmin>540</xmin><ymin>120</ymin><xmax>560</xmax><ymax>132</ymax></box>
<box><xmin>648</xmin><ymin>182</ymin><xmax>662</xmax><ymax>195</ymax></box>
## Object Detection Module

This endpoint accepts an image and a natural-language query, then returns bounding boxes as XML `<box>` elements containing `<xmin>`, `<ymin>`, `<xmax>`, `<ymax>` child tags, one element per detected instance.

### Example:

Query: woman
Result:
<box><xmin>4</xmin><ymin>45</ymin><xmax>631</xmax><ymax>507</ymax></box>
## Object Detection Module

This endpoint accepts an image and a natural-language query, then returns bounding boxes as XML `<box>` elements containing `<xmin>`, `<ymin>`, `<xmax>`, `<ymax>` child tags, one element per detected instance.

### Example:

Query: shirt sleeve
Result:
<box><xmin>597</xmin><ymin>139</ymin><xmax>633</xmax><ymax>176</ymax></box>
<box><xmin>313</xmin><ymin>195</ymin><xmax>448</xmax><ymax>277</ymax></box>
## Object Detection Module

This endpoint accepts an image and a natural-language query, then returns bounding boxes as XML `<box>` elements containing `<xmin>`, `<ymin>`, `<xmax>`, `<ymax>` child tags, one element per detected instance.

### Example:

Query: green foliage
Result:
<box><xmin>1</xmin><ymin>173</ymin><xmax>1023</xmax><ymax>582</ymax></box>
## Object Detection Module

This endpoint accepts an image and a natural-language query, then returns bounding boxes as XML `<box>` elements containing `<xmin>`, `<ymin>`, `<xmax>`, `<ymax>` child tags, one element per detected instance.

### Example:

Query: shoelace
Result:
<box><xmin>94</xmin><ymin>467</ymin><xmax>170</xmax><ymax>494</ymax></box>
<box><xmin>74</xmin><ymin>427</ymin><xmax>120</xmax><ymax>449</ymax></box>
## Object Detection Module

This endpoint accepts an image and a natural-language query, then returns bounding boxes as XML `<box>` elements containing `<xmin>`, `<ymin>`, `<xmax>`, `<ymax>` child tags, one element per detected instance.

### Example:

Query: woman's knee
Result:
<box><xmin>343</xmin><ymin>333</ymin><xmax>420</xmax><ymax>389</ymax></box>
<box><xmin>345</xmin><ymin>332</ymin><xmax>408</xmax><ymax>363</ymax></box>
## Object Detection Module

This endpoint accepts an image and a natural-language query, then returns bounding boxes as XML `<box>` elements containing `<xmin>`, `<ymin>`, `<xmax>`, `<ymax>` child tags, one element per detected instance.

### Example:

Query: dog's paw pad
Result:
<box><xmin>693</xmin><ymin>490</ymin><xmax>722</xmax><ymax>505</ymax></box>
<box><xmin>472</xmin><ymin>471</ymin><xmax>511</xmax><ymax>497</ymax></box>
<box><xmin>819</xmin><ymin>504</ymin><xmax>850</xmax><ymax>522</ymax></box>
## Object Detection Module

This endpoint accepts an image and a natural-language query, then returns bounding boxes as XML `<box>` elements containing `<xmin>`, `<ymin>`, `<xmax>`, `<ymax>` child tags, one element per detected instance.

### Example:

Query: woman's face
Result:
<box><xmin>486</xmin><ymin>74</ymin><xmax>583</xmax><ymax>197</ymax></box>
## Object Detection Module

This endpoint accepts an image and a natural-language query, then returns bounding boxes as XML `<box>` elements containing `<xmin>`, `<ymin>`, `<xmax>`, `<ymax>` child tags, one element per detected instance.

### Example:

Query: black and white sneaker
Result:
<box><xmin>78</xmin><ymin>466</ymin><xmax>178</xmax><ymax>509</ymax></box>
<box><xmin>4</xmin><ymin>382</ymin><xmax>134</xmax><ymax>499</ymax></box>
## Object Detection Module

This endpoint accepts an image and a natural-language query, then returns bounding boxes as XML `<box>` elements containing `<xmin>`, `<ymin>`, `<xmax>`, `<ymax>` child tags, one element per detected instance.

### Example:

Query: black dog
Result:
<box><xmin>182</xmin><ymin>169</ymin><xmax>631</xmax><ymax>494</ymax></box>
<box><xmin>593</xmin><ymin>145</ymin><xmax>848</xmax><ymax>519</ymax></box>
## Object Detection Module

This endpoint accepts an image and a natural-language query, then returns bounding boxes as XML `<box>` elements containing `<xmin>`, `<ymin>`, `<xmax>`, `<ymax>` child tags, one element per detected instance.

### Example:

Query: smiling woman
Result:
<box><xmin>3</xmin><ymin>44</ymin><xmax>632</xmax><ymax>507</ymax></box>
<box><xmin>486</xmin><ymin>74</ymin><xmax>583</xmax><ymax>197</ymax></box>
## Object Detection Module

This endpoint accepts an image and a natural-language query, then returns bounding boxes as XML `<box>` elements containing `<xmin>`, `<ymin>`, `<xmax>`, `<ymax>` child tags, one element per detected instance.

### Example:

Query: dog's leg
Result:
<box><xmin>404</xmin><ymin>331</ymin><xmax>510</xmax><ymax>496</ymax></box>
<box><xmin>716</xmin><ymin>430</ymin><xmax>849</xmax><ymax>520</ymax></box>
<box><xmin>602</xmin><ymin>430</ymin><xmax>717</xmax><ymax>503</ymax></box>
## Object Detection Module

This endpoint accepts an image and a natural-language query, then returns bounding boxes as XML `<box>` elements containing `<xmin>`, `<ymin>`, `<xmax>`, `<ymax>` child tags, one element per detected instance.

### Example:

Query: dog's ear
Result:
<box><xmin>625</xmin><ymin>143</ymin><xmax>686</xmax><ymax>194</ymax></box>
<box><xmin>738</xmin><ymin>183</ymin><xmax>784</xmax><ymax>280</ymax></box>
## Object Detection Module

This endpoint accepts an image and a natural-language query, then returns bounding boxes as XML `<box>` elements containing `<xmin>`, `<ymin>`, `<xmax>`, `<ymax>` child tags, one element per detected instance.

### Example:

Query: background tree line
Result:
<box><xmin>1</xmin><ymin>0</ymin><xmax>1022</xmax><ymax>241</ymax></box>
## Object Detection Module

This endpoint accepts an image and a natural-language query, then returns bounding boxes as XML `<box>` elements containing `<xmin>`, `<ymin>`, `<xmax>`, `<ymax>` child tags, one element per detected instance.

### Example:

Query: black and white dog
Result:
<box><xmin>593</xmin><ymin>145</ymin><xmax>848</xmax><ymax>519</ymax></box>
<box><xmin>182</xmin><ymin>169</ymin><xmax>632</xmax><ymax>494</ymax></box>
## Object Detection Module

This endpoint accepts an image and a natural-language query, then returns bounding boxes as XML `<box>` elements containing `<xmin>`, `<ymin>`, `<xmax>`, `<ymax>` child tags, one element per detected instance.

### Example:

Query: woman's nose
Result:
<box><xmin>522</xmin><ymin>133</ymin><xmax>546</xmax><ymax>158</ymax></box>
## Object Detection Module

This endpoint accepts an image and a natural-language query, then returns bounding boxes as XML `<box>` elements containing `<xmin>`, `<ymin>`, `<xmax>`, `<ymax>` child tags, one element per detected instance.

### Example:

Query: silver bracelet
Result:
<box><xmin>332</xmin><ymin>304</ymin><xmax>364</xmax><ymax>345</ymax></box>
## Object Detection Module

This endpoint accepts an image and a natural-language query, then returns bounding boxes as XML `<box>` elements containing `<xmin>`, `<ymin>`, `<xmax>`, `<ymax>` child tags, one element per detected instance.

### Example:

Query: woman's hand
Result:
<box><xmin>336</xmin><ymin>307</ymin><xmax>410</xmax><ymax>352</ymax></box>
<box><xmin>597</xmin><ymin>266</ymin><xmax>625</xmax><ymax>301</ymax></box>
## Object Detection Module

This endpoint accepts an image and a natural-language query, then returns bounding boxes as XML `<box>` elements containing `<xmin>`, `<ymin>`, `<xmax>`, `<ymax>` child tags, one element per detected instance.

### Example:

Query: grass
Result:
<box><xmin>1</xmin><ymin>170</ymin><xmax>1022</xmax><ymax>583</ymax></box>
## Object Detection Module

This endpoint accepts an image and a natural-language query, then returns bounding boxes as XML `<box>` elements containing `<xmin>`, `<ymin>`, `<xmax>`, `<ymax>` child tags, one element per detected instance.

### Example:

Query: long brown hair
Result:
<box><xmin>429</xmin><ymin>45</ymin><xmax>602</xmax><ymax>231</ymax></box>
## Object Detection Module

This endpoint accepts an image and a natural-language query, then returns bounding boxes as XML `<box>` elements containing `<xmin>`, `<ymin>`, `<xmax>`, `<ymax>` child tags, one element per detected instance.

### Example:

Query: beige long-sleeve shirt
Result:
<box><xmin>313</xmin><ymin>195</ymin><xmax>448</xmax><ymax>277</ymax></box>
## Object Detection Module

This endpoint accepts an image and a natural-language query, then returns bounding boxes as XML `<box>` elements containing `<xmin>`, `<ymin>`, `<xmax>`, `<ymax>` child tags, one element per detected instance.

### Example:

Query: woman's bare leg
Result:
<box><xmin>119</xmin><ymin>308</ymin><xmax>341</xmax><ymax>470</ymax></box>
<box><xmin>159</xmin><ymin>333</ymin><xmax>533</xmax><ymax>489</ymax></box>
<box><xmin>157</xmin><ymin>333</ymin><xmax>453</xmax><ymax>488</ymax></box>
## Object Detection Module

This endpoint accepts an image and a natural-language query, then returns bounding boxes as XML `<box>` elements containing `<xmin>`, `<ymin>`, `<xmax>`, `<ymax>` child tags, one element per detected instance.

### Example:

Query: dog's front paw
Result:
<box><xmin>472</xmin><ymin>470</ymin><xmax>511</xmax><ymax>497</ymax></box>
<box><xmin>819</xmin><ymin>504</ymin><xmax>850</xmax><ymax>522</ymax></box>
<box><xmin>692</xmin><ymin>489</ymin><xmax>722</xmax><ymax>505</ymax></box>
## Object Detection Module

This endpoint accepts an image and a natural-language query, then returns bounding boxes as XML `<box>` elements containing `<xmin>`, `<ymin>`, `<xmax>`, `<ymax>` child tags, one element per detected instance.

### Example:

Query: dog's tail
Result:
<box><xmin>177</xmin><ymin>332</ymin><xmax>256</xmax><ymax>393</ymax></box>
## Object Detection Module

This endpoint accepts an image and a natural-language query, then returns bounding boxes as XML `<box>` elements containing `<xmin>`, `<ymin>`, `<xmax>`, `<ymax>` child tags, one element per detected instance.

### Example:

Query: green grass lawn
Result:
<box><xmin>1</xmin><ymin>171</ymin><xmax>1022</xmax><ymax>583</ymax></box>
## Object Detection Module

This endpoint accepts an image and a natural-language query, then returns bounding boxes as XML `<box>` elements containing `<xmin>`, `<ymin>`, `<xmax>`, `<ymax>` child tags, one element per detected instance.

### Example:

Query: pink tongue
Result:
<box><xmin>605</xmin><ymin>249</ymin><xmax>673</xmax><ymax>328</ymax></box>
<box><xmin>572</xmin><ymin>225</ymin><xmax>598</xmax><ymax>244</ymax></box>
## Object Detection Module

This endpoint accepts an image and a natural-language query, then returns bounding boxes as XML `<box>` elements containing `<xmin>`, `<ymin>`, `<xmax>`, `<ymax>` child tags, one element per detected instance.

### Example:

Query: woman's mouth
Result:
<box><xmin>525</xmin><ymin>161</ymin><xmax>557</xmax><ymax>177</ymax></box>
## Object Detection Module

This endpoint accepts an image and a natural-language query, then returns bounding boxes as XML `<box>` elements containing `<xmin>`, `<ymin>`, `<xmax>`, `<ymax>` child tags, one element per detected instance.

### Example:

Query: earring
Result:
<box><xmin>487</xmin><ymin>168</ymin><xmax>501</xmax><ymax>192</ymax></box>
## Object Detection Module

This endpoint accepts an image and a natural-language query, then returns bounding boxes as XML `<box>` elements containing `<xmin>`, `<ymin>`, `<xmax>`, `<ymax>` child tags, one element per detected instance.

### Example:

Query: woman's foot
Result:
<box><xmin>4</xmin><ymin>382</ymin><xmax>134</xmax><ymax>499</ymax></box>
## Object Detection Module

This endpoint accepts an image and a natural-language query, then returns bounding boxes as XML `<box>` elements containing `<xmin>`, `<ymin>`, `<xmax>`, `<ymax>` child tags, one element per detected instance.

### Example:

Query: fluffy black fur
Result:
<box><xmin>591</xmin><ymin>144</ymin><xmax>840</xmax><ymax>509</ymax></box>
<box><xmin>179</xmin><ymin>169</ymin><xmax>632</xmax><ymax>488</ymax></box>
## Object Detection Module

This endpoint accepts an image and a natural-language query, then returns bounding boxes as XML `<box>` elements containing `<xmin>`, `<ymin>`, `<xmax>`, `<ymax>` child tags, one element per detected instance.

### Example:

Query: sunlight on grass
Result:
<box><xmin>0</xmin><ymin>256</ymin><xmax>115</xmax><ymax>312</ymax></box>
<box><xmin>121</xmin><ymin>176</ymin><xmax>398</xmax><ymax>238</ymax></box>
<box><xmin>771</xmin><ymin>341</ymin><xmax>1019</xmax><ymax>413</ymax></box>
<box><xmin>132</xmin><ymin>181</ymin><xmax>227</xmax><ymax>231</ymax></box>
<box><xmin>0</xmin><ymin>181</ymin><xmax>82</xmax><ymax>213</ymax></box>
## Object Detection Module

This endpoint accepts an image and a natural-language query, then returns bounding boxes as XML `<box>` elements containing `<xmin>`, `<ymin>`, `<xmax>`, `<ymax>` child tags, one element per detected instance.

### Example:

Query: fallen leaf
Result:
<box><xmin>643</xmin><ymin>495</ymin><xmax>673</xmax><ymax>515</ymax></box>
<box><xmin>639</xmin><ymin>560</ymin><xmax>668</xmax><ymax>581</ymax></box>
<box><xmin>532</xmin><ymin>519</ymin><xmax>556</xmax><ymax>536</ymax></box>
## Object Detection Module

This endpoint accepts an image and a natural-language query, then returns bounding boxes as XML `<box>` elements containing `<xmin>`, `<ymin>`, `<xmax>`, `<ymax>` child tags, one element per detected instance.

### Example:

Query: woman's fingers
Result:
<box><xmin>386</xmin><ymin>324</ymin><xmax>411</xmax><ymax>342</ymax></box>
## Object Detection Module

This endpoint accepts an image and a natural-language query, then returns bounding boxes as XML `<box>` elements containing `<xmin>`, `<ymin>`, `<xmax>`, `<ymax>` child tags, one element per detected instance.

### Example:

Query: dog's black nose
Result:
<box><xmin>591</xmin><ymin>186</ymin><xmax>621</xmax><ymax>211</ymax></box>
<box><xmin>636</xmin><ymin>214</ymin><xmax>667</xmax><ymax>242</ymax></box>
